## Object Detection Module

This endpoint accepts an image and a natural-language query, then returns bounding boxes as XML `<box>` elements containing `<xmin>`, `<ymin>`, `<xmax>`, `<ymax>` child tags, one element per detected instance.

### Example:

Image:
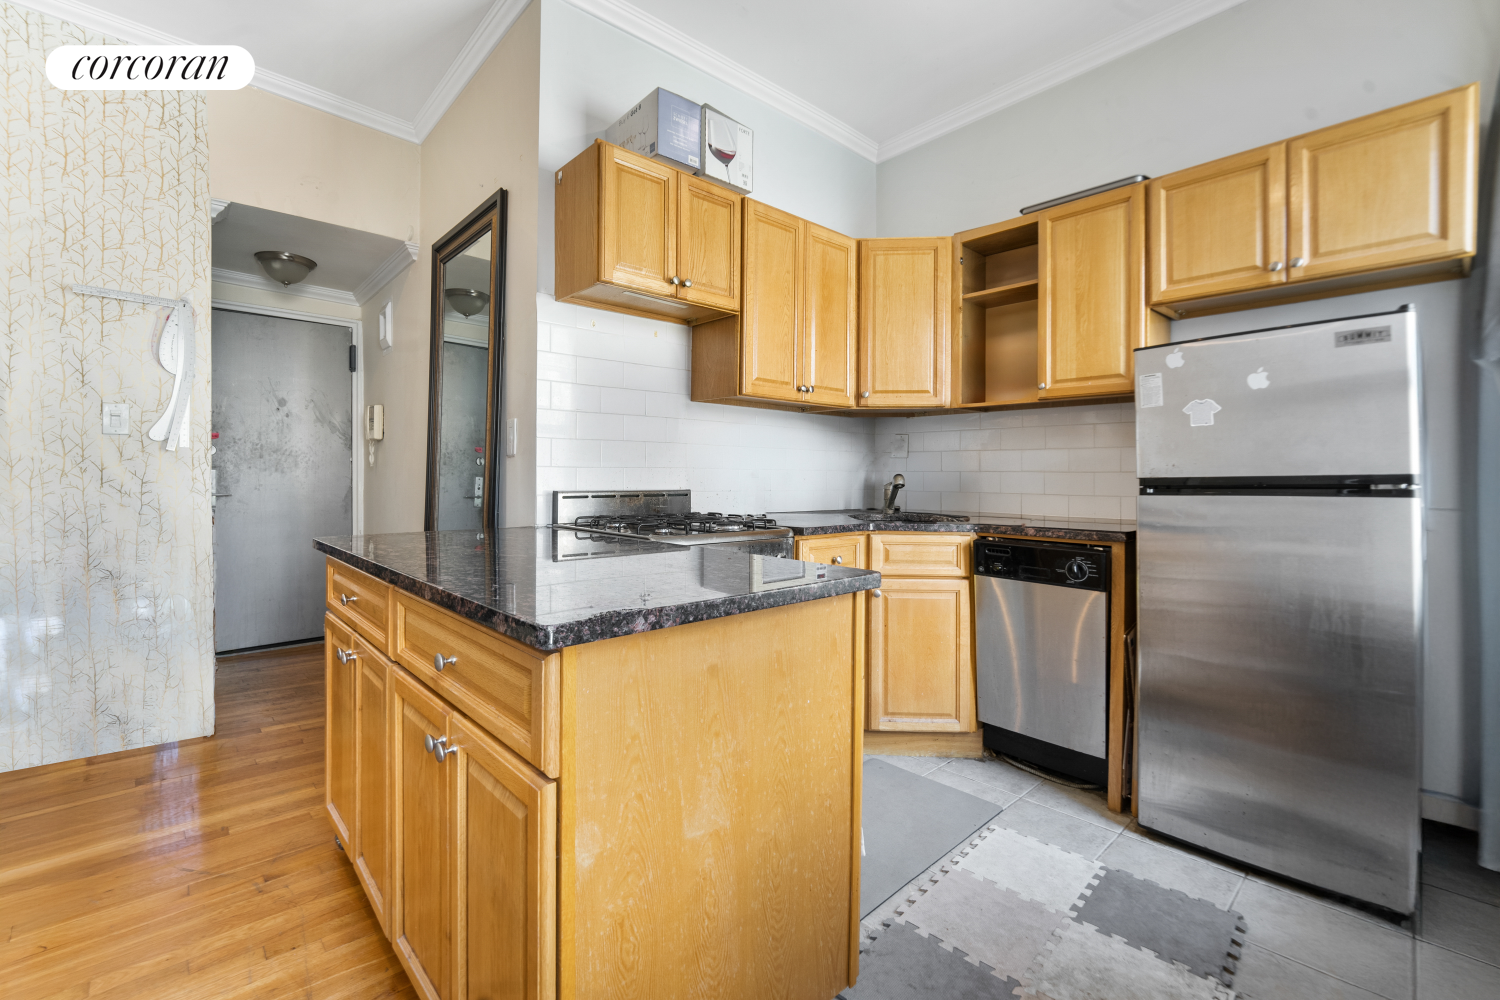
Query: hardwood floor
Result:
<box><xmin>0</xmin><ymin>643</ymin><xmax>414</xmax><ymax>1000</ymax></box>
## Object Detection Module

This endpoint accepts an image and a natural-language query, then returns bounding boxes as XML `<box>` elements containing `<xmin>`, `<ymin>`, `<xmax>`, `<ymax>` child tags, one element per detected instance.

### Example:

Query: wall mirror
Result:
<box><xmin>426</xmin><ymin>190</ymin><xmax>507</xmax><ymax>534</ymax></box>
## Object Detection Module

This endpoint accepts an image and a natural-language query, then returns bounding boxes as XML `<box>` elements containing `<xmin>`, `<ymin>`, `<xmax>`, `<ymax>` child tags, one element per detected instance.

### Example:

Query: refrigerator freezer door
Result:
<box><xmin>974</xmin><ymin>576</ymin><xmax>1108</xmax><ymax>757</ymax></box>
<box><xmin>1135</xmin><ymin>310</ymin><xmax>1419</xmax><ymax>480</ymax></box>
<box><xmin>1136</xmin><ymin>492</ymin><xmax>1422</xmax><ymax>913</ymax></box>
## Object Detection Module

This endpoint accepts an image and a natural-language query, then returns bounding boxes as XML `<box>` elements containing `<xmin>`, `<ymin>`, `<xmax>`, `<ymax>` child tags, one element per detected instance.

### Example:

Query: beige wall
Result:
<box><xmin>207</xmin><ymin>87</ymin><xmax>420</xmax><ymax>243</ymax></box>
<box><xmin>364</xmin><ymin>0</ymin><xmax>541</xmax><ymax>532</ymax></box>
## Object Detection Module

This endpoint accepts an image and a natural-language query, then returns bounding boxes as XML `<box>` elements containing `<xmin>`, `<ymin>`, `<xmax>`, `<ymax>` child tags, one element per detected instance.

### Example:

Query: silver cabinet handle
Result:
<box><xmin>669</xmin><ymin>275</ymin><xmax>681</xmax><ymax>285</ymax></box>
<box><xmin>872</xmin><ymin>589</ymin><xmax>883</xmax><ymax>598</ymax></box>
<box><xmin>681</xmin><ymin>279</ymin><xmax>692</xmax><ymax>288</ymax></box>
<box><xmin>1268</xmin><ymin>261</ymin><xmax>1284</xmax><ymax>271</ymax></box>
<box><xmin>1039</xmin><ymin>382</ymin><xmax>1047</xmax><ymax>390</ymax></box>
<box><xmin>340</xmin><ymin>593</ymin><xmax>358</xmax><ymax>606</ymax></box>
<box><xmin>434</xmin><ymin>653</ymin><xmax>456</xmax><ymax>672</ymax></box>
<box><xmin>424</xmin><ymin>733</ymin><xmax>436</xmax><ymax>753</ymax></box>
<box><xmin>832</xmin><ymin>556</ymin><xmax>843</xmax><ymax>565</ymax></box>
<box><xmin>335</xmin><ymin>647</ymin><xmax>357</xmax><ymax>664</ymax></box>
<box><xmin>861</xmin><ymin>391</ymin><xmax>870</xmax><ymax>398</ymax></box>
<box><xmin>1290</xmin><ymin>257</ymin><xmax>1307</xmax><ymax>267</ymax></box>
<box><xmin>424</xmin><ymin>734</ymin><xmax>453</xmax><ymax>762</ymax></box>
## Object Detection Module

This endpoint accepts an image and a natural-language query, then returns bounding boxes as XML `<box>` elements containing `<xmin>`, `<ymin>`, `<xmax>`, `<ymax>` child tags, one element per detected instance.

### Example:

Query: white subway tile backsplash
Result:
<box><xmin>575</xmin><ymin>412</ymin><xmax>624</xmax><ymax>440</ymax></box>
<box><xmin>960</xmin><ymin>429</ymin><xmax>1006</xmax><ymax>450</ymax></box>
<box><xmin>907</xmin><ymin>451</ymin><xmax>942</xmax><ymax>472</ymax></box>
<box><xmin>1095</xmin><ymin>472</ymin><xmax>1140</xmax><ymax>497</ymax></box>
<box><xmin>1070</xmin><ymin>495</ymin><xmax>1121</xmax><ymax>519</ymax></box>
<box><xmin>1043</xmin><ymin>472</ymin><xmax>1095</xmax><ymax>495</ymax></box>
<box><xmin>549</xmin><ymin>381</ymin><xmax>600</xmax><ymax>412</ymax></box>
<box><xmin>537</xmin><ymin>351</ymin><xmax>576</xmax><ymax>382</ymax></box>
<box><xmin>537</xmin><ymin>408</ymin><xmax>575</xmax><ymax>439</ymax></box>
<box><xmin>1000</xmin><ymin>427</ymin><xmax>1046</xmax><ymax>450</ymax></box>
<box><xmin>979</xmin><ymin>451</ymin><xmax>1023</xmax><ymax>472</ymax></box>
<box><xmin>1022</xmin><ymin>450</ymin><xmax>1069</xmax><ymax>472</ymax></box>
<box><xmin>1067</xmin><ymin>448</ymin><xmax>1122</xmax><ymax>472</ymax></box>
<box><xmin>1044</xmin><ymin>424</ymin><xmax>1095</xmax><ymax>449</ymax></box>
<box><xmin>942</xmin><ymin>450</ymin><xmax>979</xmax><ymax>472</ymax></box>
<box><xmin>1001</xmin><ymin>471</ymin><xmax>1046</xmax><ymax>494</ymax></box>
<box><xmin>922</xmin><ymin>431</ymin><xmax>963</xmax><ymax>451</ymax></box>
<box><xmin>552</xmin><ymin>439</ymin><xmax>602</xmax><ymax>468</ymax></box>
<box><xmin>1023</xmin><ymin>494</ymin><xmax>1070</xmax><ymax>517</ymax></box>
<box><xmin>1094</xmin><ymin>422</ymin><xmax>1135</xmax><ymax>448</ymax></box>
<box><xmin>599</xmin><ymin>386</ymin><xmax>645</xmax><ymax>414</ymax></box>
<box><xmin>576</xmin><ymin>357</ymin><xmax>624</xmax><ymax>387</ymax></box>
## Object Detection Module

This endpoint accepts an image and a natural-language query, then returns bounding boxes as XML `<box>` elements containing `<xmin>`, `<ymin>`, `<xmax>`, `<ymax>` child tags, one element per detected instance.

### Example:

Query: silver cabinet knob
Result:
<box><xmin>434</xmin><ymin>742</ymin><xmax>453</xmax><ymax>762</ymax></box>
<box><xmin>339</xmin><ymin>593</ymin><xmax>358</xmax><ymax>606</ymax></box>
<box><xmin>1290</xmin><ymin>257</ymin><xmax>1307</xmax><ymax>267</ymax></box>
<box><xmin>424</xmin><ymin>734</ymin><xmax>452</xmax><ymax>761</ymax></box>
<box><xmin>861</xmin><ymin>391</ymin><xmax>870</xmax><ymax>398</ymax></box>
<box><xmin>681</xmin><ymin>279</ymin><xmax>692</xmax><ymax>288</ymax></box>
<box><xmin>1039</xmin><ymin>382</ymin><xmax>1047</xmax><ymax>390</ymax></box>
<box><xmin>872</xmin><ymin>589</ymin><xmax>883</xmax><ymax>598</ymax></box>
<box><xmin>335</xmin><ymin>647</ymin><xmax>357</xmax><ymax>664</ymax></box>
<box><xmin>434</xmin><ymin>653</ymin><xmax>456</xmax><ymax>672</ymax></box>
<box><xmin>1268</xmin><ymin>261</ymin><xmax>1284</xmax><ymax>271</ymax></box>
<box><xmin>832</xmin><ymin>556</ymin><xmax>843</xmax><ymax>565</ymax></box>
<box><xmin>669</xmin><ymin>275</ymin><xmax>681</xmax><ymax>285</ymax></box>
<box><xmin>424</xmin><ymin>733</ymin><xmax>436</xmax><ymax>753</ymax></box>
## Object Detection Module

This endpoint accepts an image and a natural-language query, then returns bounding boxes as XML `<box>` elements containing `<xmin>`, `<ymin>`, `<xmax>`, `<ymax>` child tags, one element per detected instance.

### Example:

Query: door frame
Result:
<box><xmin>210</xmin><ymin>299</ymin><xmax>364</xmax><ymax>536</ymax></box>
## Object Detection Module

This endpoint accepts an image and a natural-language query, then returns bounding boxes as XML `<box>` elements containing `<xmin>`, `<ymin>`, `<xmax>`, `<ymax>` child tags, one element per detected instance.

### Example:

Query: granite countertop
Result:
<box><xmin>315</xmin><ymin>528</ymin><xmax>879</xmax><ymax>651</ymax></box>
<box><xmin>771</xmin><ymin>510</ymin><xmax>1136</xmax><ymax>543</ymax></box>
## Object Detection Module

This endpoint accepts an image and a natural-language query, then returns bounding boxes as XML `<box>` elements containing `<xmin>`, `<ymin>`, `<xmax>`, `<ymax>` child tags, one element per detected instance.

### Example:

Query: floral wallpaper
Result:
<box><xmin>0</xmin><ymin>3</ymin><xmax>214</xmax><ymax>771</ymax></box>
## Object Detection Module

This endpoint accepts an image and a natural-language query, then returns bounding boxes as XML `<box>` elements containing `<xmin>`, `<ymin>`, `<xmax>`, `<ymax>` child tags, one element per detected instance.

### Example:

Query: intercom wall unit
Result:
<box><xmin>365</xmin><ymin>404</ymin><xmax>384</xmax><ymax>441</ymax></box>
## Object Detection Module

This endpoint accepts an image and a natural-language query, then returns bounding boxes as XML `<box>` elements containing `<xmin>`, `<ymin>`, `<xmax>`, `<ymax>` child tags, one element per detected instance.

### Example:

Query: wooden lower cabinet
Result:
<box><xmin>392</xmin><ymin>667</ymin><xmax>454</xmax><ymax>1000</ymax></box>
<box><xmin>325</xmin><ymin>614</ymin><xmax>357</xmax><ymax>846</ymax></box>
<box><xmin>867</xmin><ymin>577</ymin><xmax>974</xmax><ymax>733</ymax></box>
<box><xmin>353</xmin><ymin>633</ymin><xmax>392</xmax><ymax>933</ymax></box>
<box><xmin>793</xmin><ymin>532</ymin><xmax>867</xmax><ymax>569</ymax></box>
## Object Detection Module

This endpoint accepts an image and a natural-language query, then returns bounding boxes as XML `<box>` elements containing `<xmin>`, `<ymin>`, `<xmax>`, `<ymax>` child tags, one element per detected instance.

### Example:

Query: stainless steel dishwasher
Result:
<box><xmin>973</xmin><ymin>539</ymin><xmax>1110</xmax><ymax>784</ymax></box>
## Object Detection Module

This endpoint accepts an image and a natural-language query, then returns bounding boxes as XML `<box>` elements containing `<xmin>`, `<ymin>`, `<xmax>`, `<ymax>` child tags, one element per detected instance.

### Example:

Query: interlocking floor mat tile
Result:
<box><xmin>1070</xmin><ymin>868</ymin><xmax>1247</xmax><ymax>986</ymax></box>
<box><xmin>1020</xmin><ymin>919</ymin><xmax>1232</xmax><ymax>1000</ymax></box>
<box><xmin>839</xmin><ymin>919</ymin><xmax>1021</xmax><ymax>999</ymax></box>
<box><xmin>954</xmin><ymin>825</ymin><xmax>1105</xmax><ymax>914</ymax></box>
<box><xmin>895</xmin><ymin>865</ymin><xmax>1071</xmax><ymax>982</ymax></box>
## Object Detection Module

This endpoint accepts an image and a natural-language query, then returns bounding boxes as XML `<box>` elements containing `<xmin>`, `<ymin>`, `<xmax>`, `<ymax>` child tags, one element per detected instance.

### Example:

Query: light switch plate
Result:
<box><xmin>102</xmin><ymin>402</ymin><xmax>130</xmax><ymax>435</ymax></box>
<box><xmin>892</xmin><ymin>433</ymin><xmax>909</xmax><ymax>458</ymax></box>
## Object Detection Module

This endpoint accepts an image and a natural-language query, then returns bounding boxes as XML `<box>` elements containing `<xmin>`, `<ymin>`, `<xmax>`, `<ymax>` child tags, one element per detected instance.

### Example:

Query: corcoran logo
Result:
<box><xmin>45</xmin><ymin>45</ymin><xmax>255</xmax><ymax>90</ymax></box>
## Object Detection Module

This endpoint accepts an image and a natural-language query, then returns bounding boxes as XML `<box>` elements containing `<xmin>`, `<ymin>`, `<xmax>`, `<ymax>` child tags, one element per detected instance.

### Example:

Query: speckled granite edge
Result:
<box><xmin>786</xmin><ymin>520</ymin><xmax>1135</xmax><ymax>542</ymax></box>
<box><xmin>315</xmin><ymin>539</ymin><xmax>880</xmax><ymax>651</ymax></box>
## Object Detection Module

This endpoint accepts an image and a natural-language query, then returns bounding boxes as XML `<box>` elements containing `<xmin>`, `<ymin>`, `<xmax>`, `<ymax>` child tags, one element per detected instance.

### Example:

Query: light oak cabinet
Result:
<box><xmin>794</xmin><ymin>532</ymin><xmax>867</xmax><ymax>569</ymax></box>
<box><xmin>868</xmin><ymin>576</ymin><xmax>974</xmax><ymax>732</ymax></box>
<box><xmin>859</xmin><ymin>238</ymin><xmax>952</xmax><ymax>408</ymax></box>
<box><xmin>1150</xmin><ymin>84</ymin><xmax>1478</xmax><ymax>316</ymax></box>
<box><xmin>352</xmin><ymin>631</ymin><xmax>392</xmax><ymax>933</ymax></box>
<box><xmin>325</xmin><ymin>614</ymin><xmax>357</xmax><ymax>847</ymax></box>
<box><xmin>392</xmin><ymin>667</ymin><xmax>453</xmax><ymax>1000</ymax></box>
<box><xmin>692</xmin><ymin>199</ymin><xmax>858</xmax><ymax>409</ymax></box>
<box><xmin>555</xmin><ymin>139</ymin><xmax>741</xmax><ymax>325</ymax></box>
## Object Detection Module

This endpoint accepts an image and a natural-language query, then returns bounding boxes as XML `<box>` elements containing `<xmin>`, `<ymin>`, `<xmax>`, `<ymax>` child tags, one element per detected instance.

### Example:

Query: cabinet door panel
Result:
<box><xmin>677</xmin><ymin>174</ymin><xmax>741</xmax><ymax>312</ymax></box>
<box><xmin>325</xmin><ymin>614</ymin><xmax>356</xmax><ymax>845</ymax></box>
<box><xmin>868</xmin><ymin>578</ymin><xmax>973</xmax><ymax>732</ymax></box>
<box><xmin>794</xmin><ymin>533</ymin><xmax>867</xmax><ymax>570</ymax></box>
<box><xmin>452</xmin><ymin>714</ymin><xmax>557</xmax><ymax>1000</ymax></box>
<box><xmin>1288</xmin><ymin>85</ymin><xmax>1477</xmax><ymax>280</ymax></box>
<box><xmin>868</xmin><ymin>533</ymin><xmax>968</xmax><ymax>578</ymax></box>
<box><xmin>1040</xmin><ymin>183</ymin><xmax>1147</xmax><ymax>398</ymax></box>
<box><xmin>740</xmin><ymin>199</ymin><xmax>802</xmax><ymax>402</ymax></box>
<box><xmin>804</xmin><ymin>223</ymin><xmax>857</xmax><ymax>408</ymax></box>
<box><xmin>600</xmin><ymin>145</ymin><xmax>676</xmax><ymax>297</ymax></box>
<box><xmin>858</xmin><ymin>238</ymin><xmax>950</xmax><ymax>407</ymax></box>
<box><xmin>1148</xmin><ymin>144</ymin><xmax>1287</xmax><ymax>303</ymax></box>
<box><xmin>392</xmin><ymin>668</ymin><xmax>453</xmax><ymax>1000</ymax></box>
<box><xmin>353</xmin><ymin>635</ymin><xmax>391</xmax><ymax>932</ymax></box>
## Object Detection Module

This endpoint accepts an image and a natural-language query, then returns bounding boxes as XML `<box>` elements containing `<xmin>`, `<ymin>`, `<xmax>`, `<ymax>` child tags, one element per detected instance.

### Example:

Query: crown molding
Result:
<box><xmin>13</xmin><ymin>0</ymin><xmax>187</xmax><ymax>44</ymax></box>
<box><xmin>560</xmin><ymin>0</ymin><xmax>878</xmax><ymax>162</ymax></box>
<box><xmin>249</xmin><ymin>65</ymin><xmax>419</xmax><ymax>142</ymax></box>
<box><xmin>210</xmin><ymin>198</ymin><xmax>231</xmax><ymax>223</ymax></box>
<box><xmin>354</xmin><ymin>242</ymin><xmax>422</xmax><ymax>305</ymax></box>
<box><xmin>212</xmin><ymin>267</ymin><xmax>359</xmax><ymax>308</ymax></box>
<box><xmin>876</xmin><ymin>0</ymin><xmax>1251</xmax><ymax>162</ymax></box>
<box><xmin>412</xmin><ymin>0</ymin><xmax>533</xmax><ymax>141</ymax></box>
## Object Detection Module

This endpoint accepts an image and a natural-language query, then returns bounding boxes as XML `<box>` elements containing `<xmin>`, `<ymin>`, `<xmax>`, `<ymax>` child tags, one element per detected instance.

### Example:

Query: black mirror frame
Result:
<box><xmin>424</xmin><ymin>188</ymin><xmax>508</xmax><ymax>536</ymax></box>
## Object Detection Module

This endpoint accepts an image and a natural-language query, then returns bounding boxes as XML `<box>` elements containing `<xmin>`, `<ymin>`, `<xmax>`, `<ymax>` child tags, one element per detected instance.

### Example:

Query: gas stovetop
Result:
<box><xmin>550</xmin><ymin>491</ymin><xmax>794</xmax><ymax>554</ymax></box>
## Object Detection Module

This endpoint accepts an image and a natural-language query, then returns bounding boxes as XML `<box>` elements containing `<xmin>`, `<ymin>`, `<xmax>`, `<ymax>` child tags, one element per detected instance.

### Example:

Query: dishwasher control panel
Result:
<box><xmin>975</xmin><ymin>539</ymin><xmax>1110</xmax><ymax>592</ymax></box>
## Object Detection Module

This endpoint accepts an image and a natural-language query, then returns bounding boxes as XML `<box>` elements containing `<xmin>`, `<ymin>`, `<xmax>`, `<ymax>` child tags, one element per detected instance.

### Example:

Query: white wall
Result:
<box><xmin>536</xmin><ymin>293</ymin><xmax>878</xmax><ymax>523</ymax></box>
<box><xmin>870</xmin><ymin>405</ymin><xmax>1136</xmax><ymax>519</ymax></box>
<box><xmin>871</xmin><ymin>0</ymin><xmax>1500</xmax><ymax>823</ymax></box>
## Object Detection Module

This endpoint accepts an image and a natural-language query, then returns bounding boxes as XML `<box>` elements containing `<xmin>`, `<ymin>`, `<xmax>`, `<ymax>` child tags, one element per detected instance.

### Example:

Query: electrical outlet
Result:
<box><xmin>892</xmin><ymin>433</ymin><xmax>909</xmax><ymax>458</ymax></box>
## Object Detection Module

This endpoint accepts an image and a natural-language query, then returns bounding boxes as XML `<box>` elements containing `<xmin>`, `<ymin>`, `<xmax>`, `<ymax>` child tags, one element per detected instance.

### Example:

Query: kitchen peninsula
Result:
<box><xmin>316</xmin><ymin>529</ymin><xmax>877</xmax><ymax>1000</ymax></box>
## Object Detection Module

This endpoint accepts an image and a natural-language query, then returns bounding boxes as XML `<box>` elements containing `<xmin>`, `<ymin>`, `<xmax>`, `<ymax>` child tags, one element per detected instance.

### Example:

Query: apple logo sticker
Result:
<box><xmin>1247</xmin><ymin>367</ymin><xmax>1270</xmax><ymax>390</ymax></box>
<box><xmin>1165</xmin><ymin>348</ymin><xmax>1185</xmax><ymax>369</ymax></box>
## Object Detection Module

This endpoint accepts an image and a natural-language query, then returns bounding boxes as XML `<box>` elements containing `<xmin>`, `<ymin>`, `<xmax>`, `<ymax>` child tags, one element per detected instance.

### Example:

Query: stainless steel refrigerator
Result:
<box><xmin>1134</xmin><ymin>306</ymin><xmax>1423</xmax><ymax>914</ymax></box>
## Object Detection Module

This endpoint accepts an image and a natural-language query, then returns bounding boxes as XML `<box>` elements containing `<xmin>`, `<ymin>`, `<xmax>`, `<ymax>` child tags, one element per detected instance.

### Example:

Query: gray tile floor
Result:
<box><xmin>865</xmin><ymin>753</ymin><xmax>1500</xmax><ymax>1000</ymax></box>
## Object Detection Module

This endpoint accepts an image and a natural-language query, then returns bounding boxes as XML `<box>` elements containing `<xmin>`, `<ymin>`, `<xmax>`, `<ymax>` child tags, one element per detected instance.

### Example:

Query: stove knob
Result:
<box><xmin>1064</xmin><ymin>557</ymin><xmax>1091</xmax><ymax>583</ymax></box>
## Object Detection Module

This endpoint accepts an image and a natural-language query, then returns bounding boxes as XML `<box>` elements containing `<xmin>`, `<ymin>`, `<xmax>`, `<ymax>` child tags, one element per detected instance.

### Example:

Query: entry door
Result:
<box><xmin>211</xmin><ymin>308</ymin><xmax>352</xmax><ymax>651</ymax></box>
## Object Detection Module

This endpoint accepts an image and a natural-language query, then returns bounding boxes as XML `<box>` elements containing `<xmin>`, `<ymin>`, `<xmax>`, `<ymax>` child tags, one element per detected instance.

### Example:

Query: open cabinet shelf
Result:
<box><xmin>953</xmin><ymin>218</ymin><xmax>1042</xmax><ymax>407</ymax></box>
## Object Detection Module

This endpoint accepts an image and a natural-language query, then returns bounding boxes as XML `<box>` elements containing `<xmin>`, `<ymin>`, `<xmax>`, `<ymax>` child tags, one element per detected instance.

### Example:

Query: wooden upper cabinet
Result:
<box><xmin>740</xmin><ymin>200</ymin><xmax>803</xmax><ymax>402</ymax></box>
<box><xmin>556</xmin><ymin>140</ymin><xmax>740</xmax><ymax>325</ymax></box>
<box><xmin>1040</xmin><ymin>183</ymin><xmax>1149</xmax><ymax>398</ymax></box>
<box><xmin>600</xmin><ymin>144</ymin><xmax>676</xmax><ymax>298</ymax></box>
<box><xmin>1287</xmin><ymin>84</ymin><xmax>1478</xmax><ymax>281</ymax></box>
<box><xmin>1148</xmin><ymin>143</ymin><xmax>1288</xmax><ymax>304</ymax></box>
<box><xmin>677</xmin><ymin>174</ymin><xmax>740</xmax><ymax>311</ymax></box>
<box><xmin>858</xmin><ymin>237</ymin><xmax>951</xmax><ymax>408</ymax></box>
<box><xmin>803</xmin><ymin>222</ymin><xmax>858</xmax><ymax>407</ymax></box>
<box><xmin>451</xmin><ymin>714</ymin><xmax>557</xmax><ymax>1000</ymax></box>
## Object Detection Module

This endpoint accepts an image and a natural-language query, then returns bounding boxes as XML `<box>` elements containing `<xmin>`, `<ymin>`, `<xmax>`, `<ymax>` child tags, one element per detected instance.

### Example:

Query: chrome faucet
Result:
<box><xmin>882</xmin><ymin>474</ymin><xmax>905</xmax><ymax>513</ymax></box>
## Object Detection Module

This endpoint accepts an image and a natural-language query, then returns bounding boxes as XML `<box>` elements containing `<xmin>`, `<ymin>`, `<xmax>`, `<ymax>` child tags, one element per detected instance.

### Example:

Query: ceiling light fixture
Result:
<box><xmin>255</xmin><ymin>250</ymin><xmax>318</xmax><ymax>286</ymax></box>
<box><xmin>445</xmin><ymin>288</ymin><xmax>489</xmax><ymax>317</ymax></box>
